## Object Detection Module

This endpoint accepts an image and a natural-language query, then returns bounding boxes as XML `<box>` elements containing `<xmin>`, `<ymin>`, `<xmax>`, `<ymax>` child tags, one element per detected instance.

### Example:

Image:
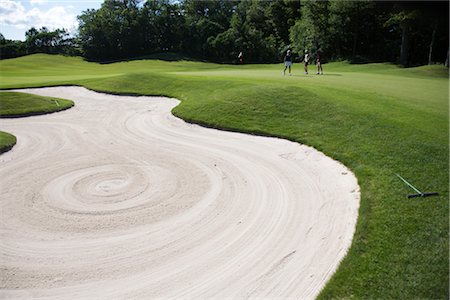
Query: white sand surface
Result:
<box><xmin>0</xmin><ymin>86</ymin><xmax>359</xmax><ymax>299</ymax></box>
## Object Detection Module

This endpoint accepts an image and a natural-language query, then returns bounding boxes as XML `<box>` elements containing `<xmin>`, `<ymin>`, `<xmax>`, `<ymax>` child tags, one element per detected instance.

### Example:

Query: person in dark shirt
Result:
<box><xmin>316</xmin><ymin>49</ymin><xmax>323</xmax><ymax>75</ymax></box>
<box><xmin>282</xmin><ymin>50</ymin><xmax>293</xmax><ymax>76</ymax></box>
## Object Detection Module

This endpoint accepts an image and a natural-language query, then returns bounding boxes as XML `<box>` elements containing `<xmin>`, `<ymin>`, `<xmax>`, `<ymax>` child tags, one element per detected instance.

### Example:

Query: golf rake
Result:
<box><xmin>395</xmin><ymin>174</ymin><xmax>439</xmax><ymax>198</ymax></box>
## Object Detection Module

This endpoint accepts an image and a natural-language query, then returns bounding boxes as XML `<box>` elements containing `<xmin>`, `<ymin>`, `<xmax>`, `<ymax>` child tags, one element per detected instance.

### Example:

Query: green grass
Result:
<box><xmin>0</xmin><ymin>131</ymin><xmax>16</xmax><ymax>153</ymax></box>
<box><xmin>0</xmin><ymin>53</ymin><xmax>448</xmax><ymax>299</ymax></box>
<box><xmin>0</xmin><ymin>91</ymin><xmax>74</xmax><ymax>117</ymax></box>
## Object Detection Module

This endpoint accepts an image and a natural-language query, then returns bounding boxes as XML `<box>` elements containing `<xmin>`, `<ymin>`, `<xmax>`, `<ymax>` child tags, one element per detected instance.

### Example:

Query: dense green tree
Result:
<box><xmin>25</xmin><ymin>27</ymin><xmax>73</xmax><ymax>55</ymax></box>
<box><xmin>264</xmin><ymin>0</ymin><xmax>301</xmax><ymax>56</ymax></box>
<box><xmin>385</xmin><ymin>7</ymin><xmax>419</xmax><ymax>66</ymax></box>
<box><xmin>1</xmin><ymin>27</ymin><xmax>74</xmax><ymax>59</ymax></box>
<box><xmin>78</xmin><ymin>0</ymin><xmax>187</xmax><ymax>60</ymax></box>
<box><xmin>0</xmin><ymin>34</ymin><xmax>26</xmax><ymax>59</ymax></box>
<box><xmin>141</xmin><ymin>0</ymin><xmax>186</xmax><ymax>53</ymax></box>
<box><xmin>21</xmin><ymin>0</ymin><xmax>445</xmax><ymax>66</ymax></box>
<box><xmin>208</xmin><ymin>0</ymin><xmax>269</xmax><ymax>62</ymax></box>
<box><xmin>208</xmin><ymin>0</ymin><xmax>300</xmax><ymax>63</ymax></box>
<box><xmin>77</xmin><ymin>9</ymin><xmax>105</xmax><ymax>60</ymax></box>
<box><xmin>289</xmin><ymin>1</ymin><xmax>330</xmax><ymax>61</ymax></box>
<box><xmin>384</xmin><ymin>1</ymin><xmax>448</xmax><ymax>66</ymax></box>
<box><xmin>328</xmin><ymin>0</ymin><xmax>376</xmax><ymax>60</ymax></box>
<box><xmin>78</xmin><ymin>0</ymin><xmax>144</xmax><ymax>60</ymax></box>
<box><xmin>289</xmin><ymin>0</ymin><xmax>448</xmax><ymax>66</ymax></box>
<box><xmin>182</xmin><ymin>0</ymin><xmax>237</xmax><ymax>57</ymax></box>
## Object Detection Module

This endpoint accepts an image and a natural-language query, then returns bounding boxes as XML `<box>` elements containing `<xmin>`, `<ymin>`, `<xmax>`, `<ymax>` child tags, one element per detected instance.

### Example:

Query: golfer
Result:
<box><xmin>238</xmin><ymin>52</ymin><xmax>243</xmax><ymax>64</ymax></box>
<box><xmin>282</xmin><ymin>50</ymin><xmax>293</xmax><ymax>76</ymax></box>
<box><xmin>304</xmin><ymin>50</ymin><xmax>310</xmax><ymax>74</ymax></box>
<box><xmin>316</xmin><ymin>49</ymin><xmax>323</xmax><ymax>75</ymax></box>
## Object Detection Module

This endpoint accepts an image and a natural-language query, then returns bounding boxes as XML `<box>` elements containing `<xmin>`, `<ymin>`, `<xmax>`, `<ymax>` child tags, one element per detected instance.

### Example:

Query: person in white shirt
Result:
<box><xmin>304</xmin><ymin>50</ymin><xmax>310</xmax><ymax>74</ymax></box>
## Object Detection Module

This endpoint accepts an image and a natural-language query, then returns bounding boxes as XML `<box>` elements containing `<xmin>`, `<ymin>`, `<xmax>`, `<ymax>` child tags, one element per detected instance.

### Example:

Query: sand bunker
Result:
<box><xmin>0</xmin><ymin>87</ymin><xmax>359</xmax><ymax>299</ymax></box>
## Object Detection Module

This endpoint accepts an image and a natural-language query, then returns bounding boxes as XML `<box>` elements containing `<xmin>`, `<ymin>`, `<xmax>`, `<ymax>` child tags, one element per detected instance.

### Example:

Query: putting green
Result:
<box><xmin>0</xmin><ymin>54</ymin><xmax>448</xmax><ymax>299</ymax></box>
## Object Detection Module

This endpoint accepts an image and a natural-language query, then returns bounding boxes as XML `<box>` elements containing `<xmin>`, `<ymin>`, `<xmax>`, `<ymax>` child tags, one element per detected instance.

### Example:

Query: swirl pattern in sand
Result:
<box><xmin>0</xmin><ymin>87</ymin><xmax>359</xmax><ymax>299</ymax></box>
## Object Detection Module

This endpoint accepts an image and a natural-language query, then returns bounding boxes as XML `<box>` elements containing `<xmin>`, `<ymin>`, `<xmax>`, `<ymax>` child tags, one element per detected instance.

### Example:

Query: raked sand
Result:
<box><xmin>0</xmin><ymin>87</ymin><xmax>359</xmax><ymax>299</ymax></box>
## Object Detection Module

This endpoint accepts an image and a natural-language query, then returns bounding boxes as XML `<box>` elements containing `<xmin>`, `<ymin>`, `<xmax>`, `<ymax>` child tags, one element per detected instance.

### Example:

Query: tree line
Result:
<box><xmin>0</xmin><ymin>27</ymin><xmax>80</xmax><ymax>59</ymax></box>
<box><xmin>1</xmin><ymin>0</ymin><xmax>448</xmax><ymax>67</ymax></box>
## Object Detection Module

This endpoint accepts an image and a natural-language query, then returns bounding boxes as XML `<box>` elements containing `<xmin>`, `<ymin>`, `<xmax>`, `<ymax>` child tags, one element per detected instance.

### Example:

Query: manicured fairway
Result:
<box><xmin>0</xmin><ymin>54</ymin><xmax>448</xmax><ymax>298</ymax></box>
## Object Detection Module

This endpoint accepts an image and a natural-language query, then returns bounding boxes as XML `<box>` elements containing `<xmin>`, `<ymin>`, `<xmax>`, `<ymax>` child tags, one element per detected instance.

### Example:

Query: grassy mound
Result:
<box><xmin>0</xmin><ymin>54</ymin><xmax>448</xmax><ymax>299</ymax></box>
<box><xmin>0</xmin><ymin>91</ymin><xmax>74</xmax><ymax>153</ymax></box>
<box><xmin>0</xmin><ymin>91</ymin><xmax>74</xmax><ymax>118</ymax></box>
<box><xmin>0</xmin><ymin>131</ymin><xmax>17</xmax><ymax>153</ymax></box>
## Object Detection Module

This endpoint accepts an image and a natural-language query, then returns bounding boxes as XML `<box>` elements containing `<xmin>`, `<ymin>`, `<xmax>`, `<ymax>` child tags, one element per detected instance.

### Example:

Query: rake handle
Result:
<box><xmin>395</xmin><ymin>174</ymin><xmax>422</xmax><ymax>194</ymax></box>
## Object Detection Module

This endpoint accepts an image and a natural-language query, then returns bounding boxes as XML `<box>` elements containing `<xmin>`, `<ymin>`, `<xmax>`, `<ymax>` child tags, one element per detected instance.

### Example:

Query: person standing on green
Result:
<box><xmin>304</xmin><ymin>50</ymin><xmax>310</xmax><ymax>74</ymax></box>
<box><xmin>316</xmin><ymin>49</ymin><xmax>323</xmax><ymax>75</ymax></box>
<box><xmin>238</xmin><ymin>52</ymin><xmax>243</xmax><ymax>64</ymax></box>
<box><xmin>282</xmin><ymin>50</ymin><xmax>293</xmax><ymax>76</ymax></box>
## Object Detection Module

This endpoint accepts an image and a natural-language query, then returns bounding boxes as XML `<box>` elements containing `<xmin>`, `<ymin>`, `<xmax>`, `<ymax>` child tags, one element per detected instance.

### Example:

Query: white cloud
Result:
<box><xmin>30</xmin><ymin>0</ymin><xmax>48</xmax><ymax>5</ymax></box>
<box><xmin>0</xmin><ymin>0</ymin><xmax>77</xmax><ymax>31</ymax></box>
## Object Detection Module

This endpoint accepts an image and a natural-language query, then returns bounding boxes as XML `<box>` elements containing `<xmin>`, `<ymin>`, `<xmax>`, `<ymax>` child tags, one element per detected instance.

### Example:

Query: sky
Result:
<box><xmin>0</xmin><ymin>0</ymin><xmax>103</xmax><ymax>41</ymax></box>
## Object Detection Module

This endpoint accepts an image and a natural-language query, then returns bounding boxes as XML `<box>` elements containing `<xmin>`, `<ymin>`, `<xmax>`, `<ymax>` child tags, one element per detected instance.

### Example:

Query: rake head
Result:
<box><xmin>407</xmin><ymin>192</ymin><xmax>439</xmax><ymax>198</ymax></box>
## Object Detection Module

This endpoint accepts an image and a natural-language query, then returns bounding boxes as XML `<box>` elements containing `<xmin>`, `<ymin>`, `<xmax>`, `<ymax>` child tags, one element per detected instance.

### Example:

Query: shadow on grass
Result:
<box><xmin>289</xmin><ymin>73</ymin><xmax>342</xmax><ymax>77</ymax></box>
<box><xmin>90</xmin><ymin>52</ymin><xmax>206</xmax><ymax>64</ymax></box>
<box><xmin>0</xmin><ymin>104</ymin><xmax>74</xmax><ymax>118</ymax></box>
<box><xmin>88</xmin><ymin>52</ymin><xmax>281</xmax><ymax>65</ymax></box>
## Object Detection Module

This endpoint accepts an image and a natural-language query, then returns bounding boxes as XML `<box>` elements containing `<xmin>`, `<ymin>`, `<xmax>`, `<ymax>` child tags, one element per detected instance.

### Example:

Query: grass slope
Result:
<box><xmin>0</xmin><ymin>131</ymin><xmax>16</xmax><ymax>153</ymax></box>
<box><xmin>0</xmin><ymin>54</ymin><xmax>448</xmax><ymax>299</ymax></box>
<box><xmin>0</xmin><ymin>91</ymin><xmax>74</xmax><ymax>117</ymax></box>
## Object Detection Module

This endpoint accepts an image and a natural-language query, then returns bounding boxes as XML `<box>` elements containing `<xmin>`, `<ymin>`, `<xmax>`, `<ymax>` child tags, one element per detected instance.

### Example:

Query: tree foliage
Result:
<box><xmin>25</xmin><ymin>27</ymin><xmax>74</xmax><ymax>54</ymax></box>
<box><xmin>0</xmin><ymin>27</ymin><xmax>76</xmax><ymax>59</ymax></box>
<box><xmin>182</xmin><ymin>0</ymin><xmax>237</xmax><ymax>57</ymax></box>
<box><xmin>288</xmin><ymin>0</ymin><xmax>448</xmax><ymax>66</ymax></box>
<box><xmin>289</xmin><ymin>1</ymin><xmax>330</xmax><ymax>60</ymax></box>
<box><xmin>1</xmin><ymin>0</ymin><xmax>448</xmax><ymax>66</ymax></box>
<box><xmin>0</xmin><ymin>34</ymin><xmax>26</xmax><ymax>59</ymax></box>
